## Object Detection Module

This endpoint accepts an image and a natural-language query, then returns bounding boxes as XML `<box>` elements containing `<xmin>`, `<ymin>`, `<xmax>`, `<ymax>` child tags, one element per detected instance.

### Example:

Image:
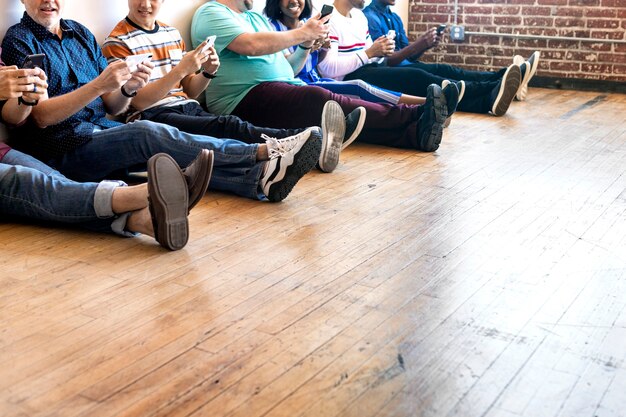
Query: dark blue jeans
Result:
<box><xmin>141</xmin><ymin>101</ymin><xmax>301</xmax><ymax>144</ymax></box>
<box><xmin>345</xmin><ymin>62</ymin><xmax>507</xmax><ymax>114</ymax></box>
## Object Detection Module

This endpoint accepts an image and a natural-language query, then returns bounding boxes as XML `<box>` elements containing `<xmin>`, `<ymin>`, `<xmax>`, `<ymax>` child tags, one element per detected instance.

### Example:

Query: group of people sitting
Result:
<box><xmin>0</xmin><ymin>0</ymin><xmax>540</xmax><ymax>251</ymax></box>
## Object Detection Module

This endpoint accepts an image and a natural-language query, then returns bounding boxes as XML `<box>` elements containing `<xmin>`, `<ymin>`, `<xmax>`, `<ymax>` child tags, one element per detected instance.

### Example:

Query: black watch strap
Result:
<box><xmin>201</xmin><ymin>70</ymin><xmax>217</xmax><ymax>79</ymax></box>
<box><xmin>18</xmin><ymin>96</ymin><xmax>39</xmax><ymax>106</ymax></box>
<box><xmin>120</xmin><ymin>85</ymin><xmax>137</xmax><ymax>98</ymax></box>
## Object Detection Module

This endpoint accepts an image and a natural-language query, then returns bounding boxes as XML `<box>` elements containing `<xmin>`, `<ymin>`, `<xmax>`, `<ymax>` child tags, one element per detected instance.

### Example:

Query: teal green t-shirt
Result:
<box><xmin>191</xmin><ymin>2</ymin><xmax>305</xmax><ymax>115</ymax></box>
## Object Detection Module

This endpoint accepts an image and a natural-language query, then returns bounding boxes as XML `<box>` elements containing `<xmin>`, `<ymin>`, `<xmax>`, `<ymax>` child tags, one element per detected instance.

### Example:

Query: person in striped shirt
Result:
<box><xmin>103</xmin><ymin>0</ymin><xmax>346</xmax><ymax>173</ymax></box>
<box><xmin>318</xmin><ymin>0</ymin><xmax>524</xmax><ymax>117</ymax></box>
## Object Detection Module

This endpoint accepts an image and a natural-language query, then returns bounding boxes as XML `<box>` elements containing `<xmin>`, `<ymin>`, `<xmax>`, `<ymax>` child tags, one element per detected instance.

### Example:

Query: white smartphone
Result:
<box><xmin>201</xmin><ymin>35</ymin><xmax>217</xmax><ymax>53</ymax></box>
<box><xmin>387</xmin><ymin>30</ymin><xmax>396</xmax><ymax>40</ymax></box>
<box><xmin>125</xmin><ymin>53</ymin><xmax>153</xmax><ymax>73</ymax></box>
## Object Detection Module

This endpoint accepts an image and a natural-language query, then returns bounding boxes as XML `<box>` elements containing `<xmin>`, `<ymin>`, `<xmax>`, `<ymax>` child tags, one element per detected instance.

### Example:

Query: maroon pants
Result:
<box><xmin>232</xmin><ymin>82</ymin><xmax>424</xmax><ymax>150</ymax></box>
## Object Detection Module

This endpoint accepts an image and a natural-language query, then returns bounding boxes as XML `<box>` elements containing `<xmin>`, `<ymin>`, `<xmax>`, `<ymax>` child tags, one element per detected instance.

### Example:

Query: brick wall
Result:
<box><xmin>408</xmin><ymin>0</ymin><xmax>626</xmax><ymax>82</ymax></box>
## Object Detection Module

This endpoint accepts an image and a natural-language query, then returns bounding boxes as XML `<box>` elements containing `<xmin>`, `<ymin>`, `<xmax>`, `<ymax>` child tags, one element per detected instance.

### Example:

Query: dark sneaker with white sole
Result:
<box><xmin>147</xmin><ymin>153</ymin><xmax>190</xmax><ymax>251</ymax></box>
<box><xmin>441</xmin><ymin>81</ymin><xmax>459</xmax><ymax>128</ymax></box>
<box><xmin>514</xmin><ymin>51</ymin><xmax>540</xmax><ymax>101</ymax></box>
<box><xmin>342</xmin><ymin>106</ymin><xmax>366</xmax><ymax>150</ymax></box>
<box><xmin>260</xmin><ymin>128</ymin><xmax>322</xmax><ymax>202</ymax></box>
<box><xmin>491</xmin><ymin>64</ymin><xmax>521</xmax><ymax>116</ymax></box>
<box><xmin>417</xmin><ymin>84</ymin><xmax>448</xmax><ymax>152</ymax></box>
<box><xmin>318</xmin><ymin>100</ymin><xmax>345</xmax><ymax>173</ymax></box>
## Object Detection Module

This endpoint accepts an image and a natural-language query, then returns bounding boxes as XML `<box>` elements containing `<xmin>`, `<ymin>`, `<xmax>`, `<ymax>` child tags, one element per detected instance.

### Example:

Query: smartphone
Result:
<box><xmin>22</xmin><ymin>53</ymin><xmax>45</xmax><ymax>69</ymax></box>
<box><xmin>320</xmin><ymin>4</ymin><xmax>333</xmax><ymax>20</ymax></box>
<box><xmin>125</xmin><ymin>53</ymin><xmax>153</xmax><ymax>73</ymax></box>
<box><xmin>436</xmin><ymin>24</ymin><xmax>447</xmax><ymax>35</ymax></box>
<box><xmin>201</xmin><ymin>35</ymin><xmax>217</xmax><ymax>53</ymax></box>
<box><xmin>387</xmin><ymin>30</ymin><xmax>396</xmax><ymax>40</ymax></box>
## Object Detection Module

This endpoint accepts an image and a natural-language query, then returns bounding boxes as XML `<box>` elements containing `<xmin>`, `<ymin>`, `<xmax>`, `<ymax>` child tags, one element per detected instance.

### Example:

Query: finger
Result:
<box><xmin>0</xmin><ymin>65</ymin><xmax>19</xmax><ymax>71</ymax></box>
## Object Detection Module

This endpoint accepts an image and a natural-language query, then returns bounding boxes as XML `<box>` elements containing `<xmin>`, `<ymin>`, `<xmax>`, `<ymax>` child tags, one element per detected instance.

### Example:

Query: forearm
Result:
<box><xmin>181</xmin><ymin>73</ymin><xmax>211</xmax><ymax>99</ymax></box>
<box><xmin>317</xmin><ymin>46</ymin><xmax>369</xmax><ymax>79</ymax></box>
<box><xmin>30</xmin><ymin>82</ymin><xmax>103</xmax><ymax>128</ymax></box>
<box><xmin>102</xmin><ymin>88</ymin><xmax>132</xmax><ymax>116</ymax></box>
<box><xmin>1</xmin><ymin>99</ymin><xmax>32</xmax><ymax>126</ymax></box>
<box><xmin>285</xmin><ymin>47</ymin><xmax>310</xmax><ymax>75</ymax></box>
<box><xmin>131</xmin><ymin>67</ymin><xmax>188</xmax><ymax>111</ymax></box>
<box><xmin>230</xmin><ymin>30</ymin><xmax>311</xmax><ymax>56</ymax></box>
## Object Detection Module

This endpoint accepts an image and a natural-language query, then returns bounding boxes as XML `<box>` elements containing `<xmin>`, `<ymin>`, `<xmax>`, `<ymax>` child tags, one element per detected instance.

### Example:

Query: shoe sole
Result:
<box><xmin>418</xmin><ymin>85</ymin><xmax>447</xmax><ymax>152</ymax></box>
<box><xmin>518</xmin><ymin>52</ymin><xmax>539</xmax><ymax>101</ymax></box>
<box><xmin>492</xmin><ymin>65</ymin><xmax>521</xmax><ymax>116</ymax></box>
<box><xmin>342</xmin><ymin>107</ymin><xmax>366</xmax><ymax>151</ymax></box>
<box><xmin>148</xmin><ymin>154</ymin><xmax>189</xmax><ymax>250</ymax></box>
<box><xmin>186</xmin><ymin>149</ymin><xmax>213</xmax><ymax>212</ymax></box>
<box><xmin>319</xmin><ymin>101</ymin><xmax>345</xmax><ymax>173</ymax></box>
<box><xmin>267</xmin><ymin>133</ymin><xmax>322</xmax><ymax>202</ymax></box>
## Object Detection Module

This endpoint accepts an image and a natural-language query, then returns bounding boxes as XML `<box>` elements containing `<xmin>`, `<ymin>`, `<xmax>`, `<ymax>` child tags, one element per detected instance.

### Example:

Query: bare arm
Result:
<box><xmin>228</xmin><ymin>14</ymin><xmax>329</xmax><ymax>56</ymax></box>
<box><xmin>387</xmin><ymin>28</ymin><xmax>438</xmax><ymax>67</ymax></box>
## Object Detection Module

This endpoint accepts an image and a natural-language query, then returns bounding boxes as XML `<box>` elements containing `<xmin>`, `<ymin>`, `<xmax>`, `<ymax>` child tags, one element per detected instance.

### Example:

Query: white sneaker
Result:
<box><xmin>259</xmin><ymin>128</ymin><xmax>321</xmax><ymax>202</ymax></box>
<box><xmin>319</xmin><ymin>100</ymin><xmax>345</xmax><ymax>173</ymax></box>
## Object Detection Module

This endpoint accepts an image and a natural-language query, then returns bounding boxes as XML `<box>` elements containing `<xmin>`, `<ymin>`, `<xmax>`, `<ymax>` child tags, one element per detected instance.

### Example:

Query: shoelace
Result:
<box><xmin>261</xmin><ymin>133</ymin><xmax>302</xmax><ymax>159</ymax></box>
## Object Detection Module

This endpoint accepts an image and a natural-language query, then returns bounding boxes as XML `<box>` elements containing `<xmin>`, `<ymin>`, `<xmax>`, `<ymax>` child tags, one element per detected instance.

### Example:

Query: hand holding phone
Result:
<box><xmin>22</xmin><ymin>54</ymin><xmax>45</xmax><ymax>69</ymax></box>
<box><xmin>201</xmin><ymin>35</ymin><xmax>217</xmax><ymax>53</ymax></box>
<box><xmin>436</xmin><ymin>24</ymin><xmax>447</xmax><ymax>35</ymax></box>
<box><xmin>320</xmin><ymin>4</ymin><xmax>333</xmax><ymax>22</ymax></box>
<box><xmin>125</xmin><ymin>53</ymin><xmax>153</xmax><ymax>73</ymax></box>
<box><xmin>387</xmin><ymin>30</ymin><xmax>396</xmax><ymax>40</ymax></box>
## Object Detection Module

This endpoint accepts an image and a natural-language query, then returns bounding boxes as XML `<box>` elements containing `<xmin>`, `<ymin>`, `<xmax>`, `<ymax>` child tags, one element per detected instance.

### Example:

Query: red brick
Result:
<box><xmin>559</xmin><ymin>29</ymin><xmax>591</xmax><ymax>37</ymax></box>
<box><xmin>506</xmin><ymin>0</ymin><xmax>535</xmax><ymax>4</ymax></box>
<box><xmin>556</xmin><ymin>8</ymin><xmax>584</xmax><ymax>17</ymax></box>
<box><xmin>522</xmin><ymin>6</ymin><xmax>553</xmax><ymax>15</ymax></box>
<box><xmin>464</xmin><ymin>15</ymin><xmax>494</xmax><ymax>24</ymax></box>
<box><xmin>420</xmin><ymin>0</ymin><xmax>450</xmax><ymax>3</ymax></box>
<box><xmin>618</xmin><ymin>9</ymin><xmax>626</xmax><ymax>19</ymax></box>
<box><xmin>494</xmin><ymin>16</ymin><xmax>523</xmax><ymax>25</ymax></box>
<box><xmin>411</xmin><ymin>5</ymin><xmax>437</xmax><ymax>13</ymax></box>
<box><xmin>565</xmin><ymin>51</ymin><xmax>598</xmax><ymax>61</ymax></box>
<box><xmin>555</xmin><ymin>17</ymin><xmax>585</xmax><ymax>27</ymax></box>
<box><xmin>466</xmin><ymin>56</ymin><xmax>494</xmax><ymax>65</ymax></box>
<box><xmin>464</xmin><ymin>6</ymin><xmax>494</xmax><ymax>14</ymax></box>
<box><xmin>581</xmin><ymin>63</ymin><xmax>614</xmax><ymax>72</ymax></box>
<box><xmin>613</xmin><ymin>64</ymin><xmax>626</xmax><ymax>74</ymax></box>
<box><xmin>586</xmin><ymin>19</ymin><xmax>621</xmax><ymax>28</ymax></box>
<box><xmin>437</xmin><ymin>5</ymin><xmax>456</xmax><ymax>13</ymax></box>
<box><xmin>616</xmin><ymin>44</ymin><xmax>626</xmax><ymax>53</ymax></box>
<box><xmin>493</xmin><ymin>6</ymin><xmax>521</xmax><ymax>14</ymax></box>
<box><xmin>524</xmin><ymin>17</ymin><xmax>555</xmax><ymax>26</ymax></box>
<box><xmin>585</xmin><ymin>9</ymin><xmax>617</xmax><ymax>18</ymax></box>
<box><xmin>550</xmin><ymin>61</ymin><xmax>582</xmax><ymax>71</ymax></box>
<box><xmin>601</xmin><ymin>74</ymin><xmax>626</xmax><ymax>81</ymax></box>
<box><xmin>466</xmin><ymin>35</ymin><xmax>503</xmax><ymax>45</ymax></box>
<box><xmin>598</xmin><ymin>53</ymin><xmax>626</xmax><ymax>63</ymax></box>
<box><xmin>601</xmin><ymin>0</ymin><xmax>626</xmax><ymax>5</ymax></box>
<box><xmin>538</xmin><ymin>0</ymin><xmax>568</xmax><ymax>4</ymax></box>
<box><xmin>541</xmin><ymin>50</ymin><xmax>569</xmax><ymax>60</ymax></box>
<box><xmin>569</xmin><ymin>0</ymin><xmax>600</xmax><ymax>4</ymax></box>
<box><xmin>547</xmin><ymin>39</ymin><xmax>582</xmax><ymax>48</ymax></box>
<box><xmin>518</xmin><ymin>39</ymin><xmax>548</xmax><ymax>48</ymax></box>
<box><xmin>591</xmin><ymin>30</ymin><xmax>626</xmax><ymax>40</ymax></box>
<box><xmin>584</xmin><ymin>42</ymin><xmax>613</xmax><ymax>51</ymax></box>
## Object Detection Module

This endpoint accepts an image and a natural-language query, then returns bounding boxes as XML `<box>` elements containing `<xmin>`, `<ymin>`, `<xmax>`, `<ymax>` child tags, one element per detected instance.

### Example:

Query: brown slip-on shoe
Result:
<box><xmin>147</xmin><ymin>153</ymin><xmax>189</xmax><ymax>250</ymax></box>
<box><xmin>182</xmin><ymin>149</ymin><xmax>214</xmax><ymax>212</ymax></box>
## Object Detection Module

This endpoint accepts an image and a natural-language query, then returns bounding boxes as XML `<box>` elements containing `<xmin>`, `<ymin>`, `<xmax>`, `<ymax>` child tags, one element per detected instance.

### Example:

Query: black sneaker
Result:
<box><xmin>514</xmin><ymin>51</ymin><xmax>540</xmax><ymax>101</ymax></box>
<box><xmin>342</xmin><ymin>106</ymin><xmax>366</xmax><ymax>150</ymax></box>
<box><xmin>417</xmin><ymin>84</ymin><xmax>447</xmax><ymax>152</ymax></box>
<box><xmin>259</xmin><ymin>128</ymin><xmax>322</xmax><ymax>202</ymax></box>
<box><xmin>490</xmin><ymin>64</ymin><xmax>521</xmax><ymax>116</ymax></box>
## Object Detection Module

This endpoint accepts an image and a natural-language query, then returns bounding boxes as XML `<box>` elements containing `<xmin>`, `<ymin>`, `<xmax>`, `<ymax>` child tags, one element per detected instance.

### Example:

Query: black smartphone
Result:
<box><xmin>320</xmin><ymin>4</ymin><xmax>334</xmax><ymax>20</ymax></box>
<box><xmin>436</xmin><ymin>24</ymin><xmax>447</xmax><ymax>35</ymax></box>
<box><xmin>22</xmin><ymin>53</ymin><xmax>45</xmax><ymax>69</ymax></box>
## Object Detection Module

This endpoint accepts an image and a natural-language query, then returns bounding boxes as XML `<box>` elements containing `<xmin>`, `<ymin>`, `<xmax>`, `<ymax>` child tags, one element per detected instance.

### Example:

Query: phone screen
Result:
<box><xmin>437</xmin><ymin>24</ymin><xmax>447</xmax><ymax>35</ymax></box>
<box><xmin>22</xmin><ymin>54</ymin><xmax>45</xmax><ymax>69</ymax></box>
<box><xmin>125</xmin><ymin>53</ymin><xmax>153</xmax><ymax>73</ymax></box>
<box><xmin>320</xmin><ymin>4</ymin><xmax>333</xmax><ymax>19</ymax></box>
<box><xmin>202</xmin><ymin>35</ymin><xmax>217</xmax><ymax>53</ymax></box>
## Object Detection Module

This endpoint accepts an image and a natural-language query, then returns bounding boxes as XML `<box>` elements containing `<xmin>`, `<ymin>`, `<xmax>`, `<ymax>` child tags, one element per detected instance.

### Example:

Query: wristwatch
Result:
<box><xmin>120</xmin><ymin>85</ymin><xmax>137</xmax><ymax>98</ymax></box>
<box><xmin>18</xmin><ymin>96</ymin><xmax>38</xmax><ymax>106</ymax></box>
<box><xmin>201</xmin><ymin>70</ymin><xmax>217</xmax><ymax>79</ymax></box>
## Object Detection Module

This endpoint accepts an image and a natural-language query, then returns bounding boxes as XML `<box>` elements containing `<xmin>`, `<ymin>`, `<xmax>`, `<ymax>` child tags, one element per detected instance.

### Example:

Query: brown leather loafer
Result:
<box><xmin>147</xmin><ymin>153</ymin><xmax>189</xmax><ymax>250</ymax></box>
<box><xmin>182</xmin><ymin>149</ymin><xmax>214</xmax><ymax>212</ymax></box>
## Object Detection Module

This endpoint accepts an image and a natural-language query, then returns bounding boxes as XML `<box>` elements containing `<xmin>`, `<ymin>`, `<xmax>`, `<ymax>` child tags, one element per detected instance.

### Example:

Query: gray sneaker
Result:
<box><xmin>319</xmin><ymin>100</ymin><xmax>345</xmax><ymax>173</ymax></box>
<box><xmin>260</xmin><ymin>128</ymin><xmax>321</xmax><ymax>202</ymax></box>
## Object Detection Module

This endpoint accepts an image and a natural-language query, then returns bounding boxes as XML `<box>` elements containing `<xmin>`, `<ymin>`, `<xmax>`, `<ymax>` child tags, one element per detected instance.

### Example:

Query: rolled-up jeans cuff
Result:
<box><xmin>94</xmin><ymin>180</ymin><xmax>127</xmax><ymax>218</ymax></box>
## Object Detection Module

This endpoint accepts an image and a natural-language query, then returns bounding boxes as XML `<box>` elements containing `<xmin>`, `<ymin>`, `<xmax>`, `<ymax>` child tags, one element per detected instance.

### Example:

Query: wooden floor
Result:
<box><xmin>1</xmin><ymin>88</ymin><xmax>626</xmax><ymax>417</ymax></box>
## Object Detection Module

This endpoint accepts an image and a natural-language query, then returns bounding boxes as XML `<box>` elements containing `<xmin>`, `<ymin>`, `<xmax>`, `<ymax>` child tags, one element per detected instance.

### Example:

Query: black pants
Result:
<box><xmin>141</xmin><ymin>101</ymin><xmax>301</xmax><ymax>144</ymax></box>
<box><xmin>345</xmin><ymin>62</ymin><xmax>507</xmax><ymax>114</ymax></box>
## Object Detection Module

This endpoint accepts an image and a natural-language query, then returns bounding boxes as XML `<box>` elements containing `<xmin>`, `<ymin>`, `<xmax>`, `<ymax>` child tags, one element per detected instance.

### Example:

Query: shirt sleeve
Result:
<box><xmin>101</xmin><ymin>36</ymin><xmax>133</xmax><ymax>63</ymax></box>
<box><xmin>364</xmin><ymin>9</ymin><xmax>385</xmax><ymax>41</ymax></box>
<box><xmin>0</xmin><ymin>27</ymin><xmax>37</xmax><ymax>68</ymax></box>
<box><xmin>191</xmin><ymin>4</ymin><xmax>246</xmax><ymax>54</ymax></box>
<box><xmin>394</xmin><ymin>15</ymin><xmax>410</xmax><ymax>50</ymax></box>
<box><xmin>317</xmin><ymin>14</ymin><xmax>371</xmax><ymax>80</ymax></box>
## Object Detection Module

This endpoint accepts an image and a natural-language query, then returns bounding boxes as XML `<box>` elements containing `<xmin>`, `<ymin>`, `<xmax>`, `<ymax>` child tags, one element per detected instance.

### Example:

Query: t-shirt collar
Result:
<box><xmin>21</xmin><ymin>11</ymin><xmax>74</xmax><ymax>40</ymax></box>
<box><xmin>125</xmin><ymin>16</ymin><xmax>160</xmax><ymax>34</ymax></box>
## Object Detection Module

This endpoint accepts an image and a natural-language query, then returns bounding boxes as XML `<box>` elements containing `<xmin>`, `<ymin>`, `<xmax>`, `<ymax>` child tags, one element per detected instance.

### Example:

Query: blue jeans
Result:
<box><xmin>141</xmin><ymin>101</ymin><xmax>300</xmax><ymax>144</ymax></box>
<box><xmin>47</xmin><ymin>120</ymin><xmax>264</xmax><ymax>200</ymax></box>
<box><xmin>1</xmin><ymin>149</ymin><xmax>130</xmax><ymax>235</ymax></box>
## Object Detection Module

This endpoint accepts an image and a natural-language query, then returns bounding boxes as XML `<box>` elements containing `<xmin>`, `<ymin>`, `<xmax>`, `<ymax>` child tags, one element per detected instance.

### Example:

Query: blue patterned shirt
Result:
<box><xmin>363</xmin><ymin>2</ymin><xmax>410</xmax><ymax>51</ymax></box>
<box><xmin>1</xmin><ymin>12</ymin><xmax>121</xmax><ymax>160</ymax></box>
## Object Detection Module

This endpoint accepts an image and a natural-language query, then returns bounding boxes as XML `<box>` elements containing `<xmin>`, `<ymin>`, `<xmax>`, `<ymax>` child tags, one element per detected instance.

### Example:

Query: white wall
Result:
<box><xmin>1</xmin><ymin>0</ymin><xmax>407</xmax><ymax>47</ymax></box>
